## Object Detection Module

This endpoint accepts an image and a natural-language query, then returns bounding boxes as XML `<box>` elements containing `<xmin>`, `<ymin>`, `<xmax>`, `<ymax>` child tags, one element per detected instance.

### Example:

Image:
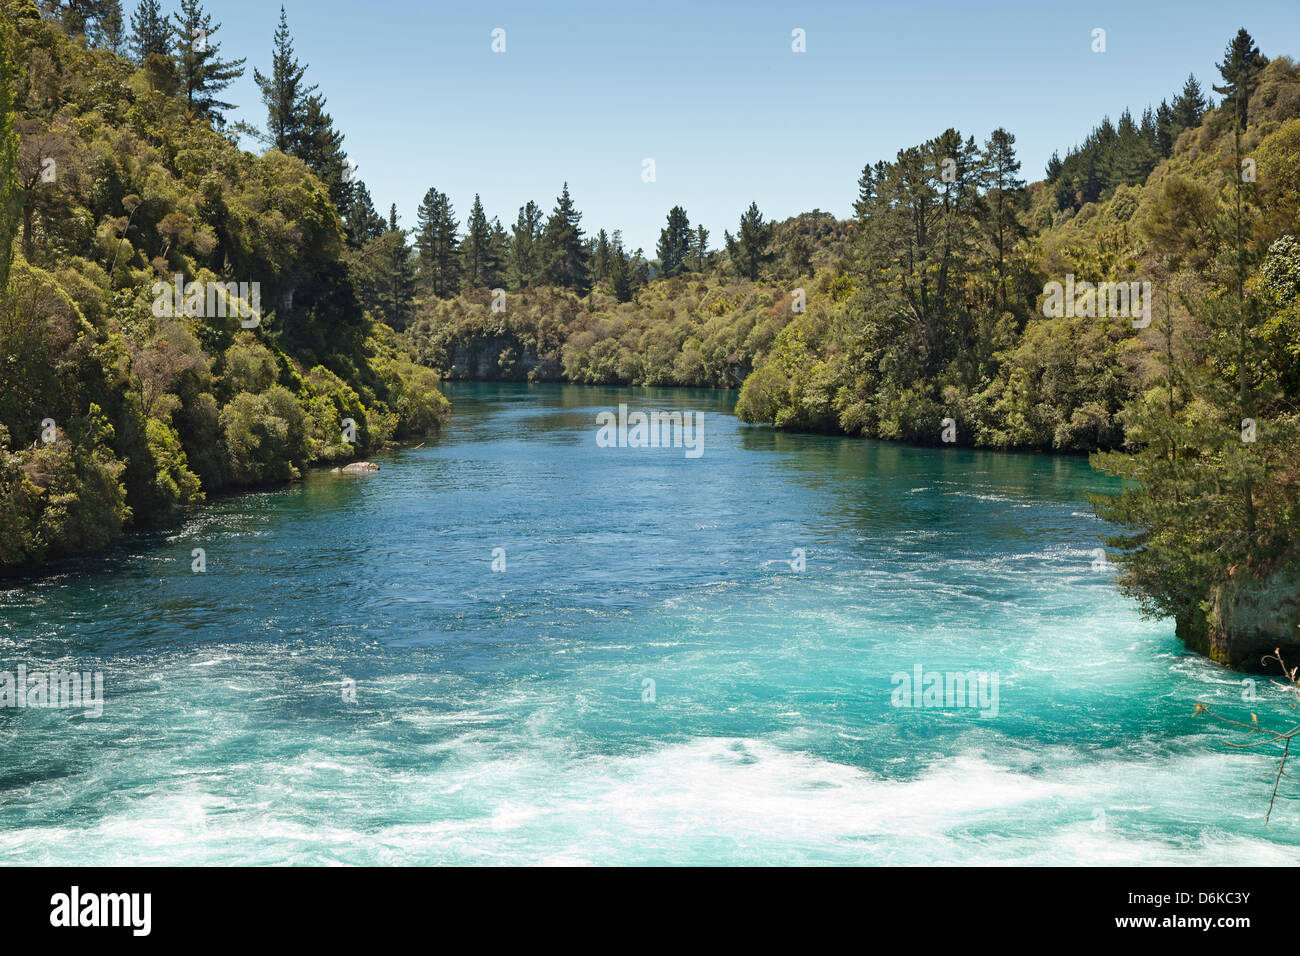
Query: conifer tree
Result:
<box><xmin>1214</xmin><ymin>28</ymin><xmax>1268</xmax><ymax>546</ymax></box>
<box><xmin>460</xmin><ymin>194</ymin><xmax>494</xmax><ymax>289</ymax></box>
<box><xmin>343</xmin><ymin>181</ymin><xmax>385</xmax><ymax>246</ymax></box>
<box><xmin>542</xmin><ymin>183</ymin><xmax>589</xmax><ymax>293</ymax></box>
<box><xmin>1173</xmin><ymin>74</ymin><xmax>1208</xmax><ymax>130</ymax></box>
<box><xmin>508</xmin><ymin>201</ymin><xmax>544</xmax><ymax>289</ymax></box>
<box><xmin>691</xmin><ymin>224</ymin><xmax>710</xmax><ymax>272</ymax></box>
<box><xmin>372</xmin><ymin>204</ymin><xmax>416</xmax><ymax>330</ymax></box>
<box><xmin>656</xmin><ymin>205</ymin><xmax>692</xmax><ymax>277</ymax></box>
<box><xmin>94</xmin><ymin>0</ymin><xmax>125</xmax><ymax>55</ymax></box>
<box><xmin>724</xmin><ymin>202</ymin><xmax>773</xmax><ymax>280</ymax></box>
<box><xmin>254</xmin><ymin>7</ymin><xmax>315</xmax><ymax>154</ymax></box>
<box><xmin>591</xmin><ymin>228</ymin><xmax>611</xmax><ymax>283</ymax></box>
<box><xmin>128</xmin><ymin>0</ymin><xmax>168</xmax><ymax>64</ymax></box>
<box><xmin>982</xmin><ymin>127</ymin><xmax>1025</xmax><ymax>312</ymax></box>
<box><xmin>171</xmin><ymin>0</ymin><xmax>246</xmax><ymax>122</ymax></box>
<box><xmin>416</xmin><ymin>187</ymin><xmax>460</xmax><ymax>297</ymax></box>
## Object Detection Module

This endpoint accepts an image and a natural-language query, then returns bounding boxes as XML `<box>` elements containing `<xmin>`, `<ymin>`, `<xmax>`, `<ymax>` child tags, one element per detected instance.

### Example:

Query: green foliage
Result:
<box><xmin>219</xmin><ymin>384</ymin><xmax>306</xmax><ymax>484</ymax></box>
<box><xmin>656</xmin><ymin>205</ymin><xmax>691</xmax><ymax>277</ymax></box>
<box><xmin>0</xmin><ymin>12</ymin><xmax>18</xmax><ymax>292</ymax></box>
<box><xmin>724</xmin><ymin>202</ymin><xmax>773</xmax><ymax>280</ymax></box>
<box><xmin>0</xmin><ymin>5</ymin><xmax>446</xmax><ymax>570</ymax></box>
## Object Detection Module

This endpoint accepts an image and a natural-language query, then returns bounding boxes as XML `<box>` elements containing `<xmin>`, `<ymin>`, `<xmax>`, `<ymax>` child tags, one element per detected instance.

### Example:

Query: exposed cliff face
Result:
<box><xmin>1177</xmin><ymin>562</ymin><xmax>1300</xmax><ymax>672</ymax></box>
<box><xmin>443</xmin><ymin>334</ymin><xmax>563</xmax><ymax>382</ymax></box>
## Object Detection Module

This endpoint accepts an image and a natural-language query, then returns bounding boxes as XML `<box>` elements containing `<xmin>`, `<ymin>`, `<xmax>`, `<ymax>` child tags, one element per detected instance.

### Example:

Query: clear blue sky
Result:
<box><xmin>205</xmin><ymin>0</ymin><xmax>1299</xmax><ymax>252</ymax></box>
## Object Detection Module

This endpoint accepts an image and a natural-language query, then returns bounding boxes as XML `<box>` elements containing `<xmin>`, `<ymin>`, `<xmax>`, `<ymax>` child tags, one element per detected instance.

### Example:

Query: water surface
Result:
<box><xmin>0</xmin><ymin>382</ymin><xmax>1294</xmax><ymax>865</ymax></box>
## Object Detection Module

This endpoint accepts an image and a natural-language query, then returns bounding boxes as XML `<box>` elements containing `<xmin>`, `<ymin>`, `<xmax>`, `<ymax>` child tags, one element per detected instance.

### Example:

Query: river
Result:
<box><xmin>0</xmin><ymin>382</ymin><xmax>1294</xmax><ymax>864</ymax></box>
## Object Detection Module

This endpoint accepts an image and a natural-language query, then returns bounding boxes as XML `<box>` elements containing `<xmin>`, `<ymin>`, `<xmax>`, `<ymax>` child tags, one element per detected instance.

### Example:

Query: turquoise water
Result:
<box><xmin>0</xmin><ymin>382</ymin><xmax>1295</xmax><ymax>865</ymax></box>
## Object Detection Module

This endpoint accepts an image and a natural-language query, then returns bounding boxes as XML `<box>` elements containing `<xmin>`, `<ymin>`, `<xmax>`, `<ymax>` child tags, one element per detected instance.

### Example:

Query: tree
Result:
<box><xmin>342</xmin><ymin>180</ymin><xmax>385</xmax><ymax>246</ymax></box>
<box><xmin>488</xmin><ymin>217</ymin><xmax>509</xmax><ymax>289</ymax></box>
<box><xmin>93</xmin><ymin>0</ymin><xmax>125</xmax><ymax>55</ymax></box>
<box><xmin>171</xmin><ymin>0</ymin><xmax>246</xmax><ymax>122</ymax></box>
<box><xmin>724</xmin><ymin>202</ymin><xmax>773</xmax><ymax>280</ymax></box>
<box><xmin>508</xmin><ymin>200</ymin><xmax>544</xmax><ymax>289</ymax></box>
<box><xmin>1154</xmin><ymin>100</ymin><xmax>1177</xmax><ymax>157</ymax></box>
<box><xmin>294</xmin><ymin>93</ymin><xmax>348</xmax><ymax>205</ymax></box>
<box><xmin>591</xmin><ymin>228</ymin><xmax>611</xmax><ymax>281</ymax></box>
<box><xmin>1173</xmin><ymin>74</ymin><xmax>1209</xmax><ymax>131</ymax></box>
<box><xmin>1214</xmin><ymin>29</ymin><xmax>1267</xmax><ymax>131</ymax></box>
<box><xmin>691</xmin><ymin>224</ymin><xmax>710</xmax><ymax>272</ymax></box>
<box><xmin>1213</xmin><ymin>28</ymin><xmax>1268</xmax><ymax>547</ymax></box>
<box><xmin>47</xmin><ymin>0</ymin><xmax>117</xmax><ymax>40</ymax></box>
<box><xmin>787</xmin><ymin>232</ymin><xmax>812</xmax><ymax>276</ymax></box>
<box><xmin>415</xmin><ymin>187</ymin><xmax>460</xmax><ymax>297</ymax></box>
<box><xmin>367</xmin><ymin>205</ymin><xmax>416</xmax><ymax>330</ymax></box>
<box><xmin>852</xmin><ymin>129</ymin><xmax>983</xmax><ymax>376</ymax></box>
<box><xmin>253</xmin><ymin>6</ymin><xmax>315</xmax><ymax>154</ymax></box>
<box><xmin>460</xmin><ymin>194</ymin><xmax>497</xmax><ymax>289</ymax></box>
<box><xmin>0</xmin><ymin>13</ymin><xmax>19</xmax><ymax>292</ymax></box>
<box><xmin>656</xmin><ymin>205</ymin><xmax>692</xmax><ymax>277</ymax></box>
<box><xmin>608</xmin><ymin>231</ymin><xmax>636</xmax><ymax>302</ymax></box>
<box><xmin>128</xmin><ymin>0</ymin><xmax>168</xmax><ymax>64</ymax></box>
<box><xmin>542</xmin><ymin>183</ymin><xmax>589</xmax><ymax>293</ymax></box>
<box><xmin>982</xmin><ymin>127</ymin><xmax>1025</xmax><ymax>312</ymax></box>
<box><xmin>1044</xmin><ymin>150</ymin><xmax>1062</xmax><ymax>181</ymax></box>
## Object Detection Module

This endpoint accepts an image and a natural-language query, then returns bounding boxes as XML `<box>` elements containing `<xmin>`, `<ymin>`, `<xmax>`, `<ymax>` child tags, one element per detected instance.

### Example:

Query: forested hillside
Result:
<box><xmin>0</xmin><ymin>0</ymin><xmax>447</xmax><ymax>570</ymax></box>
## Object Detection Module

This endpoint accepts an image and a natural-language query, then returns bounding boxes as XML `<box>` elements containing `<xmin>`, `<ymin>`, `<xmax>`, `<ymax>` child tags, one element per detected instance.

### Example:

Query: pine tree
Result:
<box><xmin>656</xmin><ymin>205</ymin><xmax>692</xmax><ymax>277</ymax></box>
<box><xmin>1044</xmin><ymin>151</ymin><xmax>1062</xmax><ymax>181</ymax></box>
<box><xmin>508</xmin><ymin>200</ymin><xmax>544</xmax><ymax>289</ymax></box>
<box><xmin>342</xmin><ymin>180</ymin><xmax>385</xmax><ymax>245</ymax></box>
<box><xmin>1173</xmin><ymin>74</ymin><xmax>1208</xmax><ymax>131</ymax></box>
<box><xmin>691</xmin><ymin>224</ymin><xmax>710</xmax><ymax>272</ymax></box>
<box><xmin>542</xmin><ymin>183</ymin><xmax>589</xmax><ymax>293</ymax></box>
<box><xmin>460</xmin><ymin>194</ymin><xmax>494</xmax><ymax>289</ymax></box>
<box><xmin>415</xmin><ymin>187</ymin><xmax>460</xmax><ymax>297</ymax></box>
<box><xmin>171</xmin><ymin>0</ymin><xmax>246</xmax><ymax>122</ymax></box>
<box><xmin>608</xmin><ymin>231</ymin><xmax>633</xmax><ymax>302</ymax></box>
<box><xmin>294</xmin><ymin>94</ymin><xmax>348</xmax><ymax>205</ymax></box>
<box><xmin>1214</xmin><ymin>28</ymin><xmax>1268</xmax><ymax>547</ymax></box>
<box><xmin>253</xmin><ymin>6</ymin><xmax>316</xmax><ymax>153</ymax></box>
<box><xmin>591</xmin><ymin>228</ymin><xmax>611</xmax><ymax>282</ymax></box>
<box><xmin>94</xmin><ymin>0</ymin><xmax>125</xmax><ymax>55</ymax></box>
<box><xmin>1154</xmin><ymin>100</ymin><xmax>1176</xmax><ymax>157</ymax></box>
<box><xmin>487</xmin><ymin>217</ymin><xmax>509</xmax><ymax>289</ymax></box>
<box><xmin>724</xmin><ymin>202</ymin><xmax>773</xmax><ymax>280</ymax></box>
<box><xmin>1213</xmin><ymin>29</ymin><xmax>1267</xmax><ymax>131</ymax></box>
<box><xmin>129</xmin><ymin>0</ymin><xmax>168</xmax><ymax>64</ymax></box>
<box><xmin>982</xmin><ymin>127</ymin><xmax>1025</xmax><ymax>312</ymax></box>
<box><xmin>372</xmin><ymin>204</ymin><xmax>415</xmax><ymax>330</ymax></box>
<box><xmin>50</xmin><ymin>1</ymin><xmax>117</xmax><ymax>40</ymax></box>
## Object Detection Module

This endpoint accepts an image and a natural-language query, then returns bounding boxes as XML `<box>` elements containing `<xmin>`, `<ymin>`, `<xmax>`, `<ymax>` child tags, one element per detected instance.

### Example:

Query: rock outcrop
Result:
<box><xmin>1178</xmin><ymin>561</ymin><xmax>1300</xmax><ymax>672</ymax></box>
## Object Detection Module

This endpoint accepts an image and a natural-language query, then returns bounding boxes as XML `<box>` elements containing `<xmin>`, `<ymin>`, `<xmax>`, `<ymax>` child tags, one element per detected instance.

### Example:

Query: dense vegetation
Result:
<box><xmin>0</xmin><ymin>0</ymin><xmax>447</xmax><ymax>570</ymax></box>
